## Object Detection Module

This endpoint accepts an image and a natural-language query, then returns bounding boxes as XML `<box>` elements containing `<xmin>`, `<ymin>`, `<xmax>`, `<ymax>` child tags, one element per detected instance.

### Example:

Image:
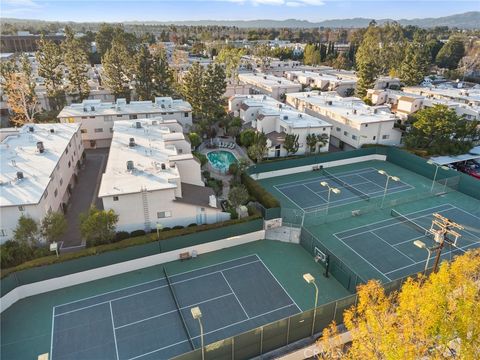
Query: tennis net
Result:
<box><xmin>163</xmin><ymin>267</ymin><xmax>195</xmax><ymax>350</ymax></box>
<box><xmin>322</xmin><ymin>169</ymin><xmax>370</xmax><ymax>201</ymax></box>
<box><xmin>391</xmin><ymin>209</ymin><xmax>431</xmax><ymax>237</ymax></box>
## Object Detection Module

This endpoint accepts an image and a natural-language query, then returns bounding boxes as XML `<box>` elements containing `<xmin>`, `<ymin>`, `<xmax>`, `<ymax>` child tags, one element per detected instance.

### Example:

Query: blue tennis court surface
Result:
<box><xmin>50</xmin><ymin>255</ymin><xmax>301</xmax><ymax>360</ymax></box>
<box><xmin>274</xmin><ymin>167</ymin><xmax>413</xmax><ymax>211</ymax></box>
<box><xmin>333</xmin><ymin>204</ymin><xmax>480</xmax><ymax>282</ymax></box>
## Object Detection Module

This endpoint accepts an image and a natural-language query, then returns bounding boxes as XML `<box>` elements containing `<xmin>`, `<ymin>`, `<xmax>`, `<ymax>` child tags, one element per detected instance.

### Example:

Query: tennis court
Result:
<box><xmin>273</xmin><ymin>167</ymin><xmax>413</xmax><ymax>211</ymax></box>
<box><xmin>333</xmin><ymin>203</ymin><xmax>480</xmax><ymax>282</ymax></box>
<box><xmin>50</xmin><ymin>254</ymin><xmax>301</xmax><ymax>360</ymax></box>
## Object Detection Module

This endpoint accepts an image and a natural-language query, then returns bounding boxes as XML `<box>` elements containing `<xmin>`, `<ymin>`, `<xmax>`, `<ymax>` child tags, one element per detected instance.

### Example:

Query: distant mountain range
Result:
<box><xmin>125</xmin><ymin>12</ymin><xmax>480</xmax><ymax>29</ymax></box>
<box><xmin>3</xmin><ymin>12</ymin><xmax>479</xmax><ymax>29</ymax></box>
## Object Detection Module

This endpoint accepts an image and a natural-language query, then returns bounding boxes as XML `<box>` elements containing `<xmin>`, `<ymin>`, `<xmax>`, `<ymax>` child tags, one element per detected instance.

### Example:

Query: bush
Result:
<box><xmin>229</xmin><ymin>207</ymin><xmax>239</xmax><ymax>219</ymax></box>
<box><xmin>130</xmin><ymin>230</ymin><xmax>146</xmax><ymax>237</ymax></box>
<box><xmin>162</xmin><ymin>227</ymin><xmax>171</xmax><ymax>232</ymax></box>
<box><xmin>115</xmin><ymin>231</ymin><xmax>130</xmax><ymax>241</ymax></box>
<box><xmin>172</xmin><ymin>225</ymin><xmax>184</xmax><ymax>230</ymax></box>
<box><xmin>188</xmin><ymin>223</ymin><xmax>197</xmax><ymax>227</ymax></box>
<box><xmin>207</xmin><ymin>178</ymin><xmax>223</xmax><ymax>196</ymax></box>
<box><xmin>202</xmin><ymin>170</ymin><xmax>211</xmax><ymax>180</ymax></box>
<box><xmin>193</xmin><ymin>152</ymin><xmax>208</xmax><ymax>167</ymax></box>
<box><xmin>241</xmin><ymin>173</ymin><xmax>280</xmax><ymax>208</ymax></box>
<box><xmin>0</xmin><ymin>240</ymin><xmax>35</xmax><ymax>269</ymax></box>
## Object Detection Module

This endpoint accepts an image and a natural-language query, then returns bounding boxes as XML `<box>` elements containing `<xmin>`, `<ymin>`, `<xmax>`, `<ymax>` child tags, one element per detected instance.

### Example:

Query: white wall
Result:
<box><xmin>251</xmin><ymin>154</ymin><xmax>387</xmax><ymax>180</ymax></box>
<box><xmin>0</xmin><ymin>229</ymin><xmax>265</xmax><ymax>312</ymax></box>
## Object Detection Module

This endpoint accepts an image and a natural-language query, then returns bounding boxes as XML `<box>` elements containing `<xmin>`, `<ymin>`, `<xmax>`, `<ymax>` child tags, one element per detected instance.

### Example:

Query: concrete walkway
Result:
<box><xmin>60</xmin><ymin>148</ymin><xmax>108</xmax><ymax>251</ymax></box>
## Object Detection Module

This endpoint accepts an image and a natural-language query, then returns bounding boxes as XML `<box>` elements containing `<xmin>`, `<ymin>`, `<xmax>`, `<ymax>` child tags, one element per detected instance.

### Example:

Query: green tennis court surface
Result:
<box><xmin>51</xmin><ymin>255</ymin><xmax>300</xmax><ymax>360</ymax></box>
<box><xmin>274</xmin><ymin>167</ymin><xmax>413</xmax><ymax>211</ymax></box>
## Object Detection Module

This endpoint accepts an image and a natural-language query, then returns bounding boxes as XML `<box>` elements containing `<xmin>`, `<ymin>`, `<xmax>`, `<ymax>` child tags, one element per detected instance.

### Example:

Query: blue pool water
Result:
<box><xmin>207</xmin><ymin>151</ymin><xmax>238</xmax><ymax>173</ymax></box>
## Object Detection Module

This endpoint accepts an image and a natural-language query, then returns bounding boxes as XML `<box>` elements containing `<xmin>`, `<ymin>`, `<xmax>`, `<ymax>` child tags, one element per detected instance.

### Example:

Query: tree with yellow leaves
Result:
<box><xmin>317</xmin><ymin>249</ymin><xmax>480</xmax><ymax>360</ymax></box>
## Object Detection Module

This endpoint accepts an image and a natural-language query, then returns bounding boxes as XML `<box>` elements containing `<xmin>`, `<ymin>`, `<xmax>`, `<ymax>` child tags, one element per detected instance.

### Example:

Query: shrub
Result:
<box><xmin>202</xmin><ymin>170</ymin><xmax>211</xmax><ymax>180</ymax></box>
<box><xmin>241</xmin><ymin>173</ymin><xmax>280</xmax><ymax>208</ymax></box>
<box><xmin>188</xmin><ymin>223</ymin><xmax>197</xmax><ymax>227</ymax></box>
<box><xmin>172</xmin><ymin>225</ymin><xmax>184</xmax><ymax>230</ymax></box>
<box><xmin>115</xmin><ymin>231</ymin><xmax>130</xmax><ymax>241</ymax></box>
<box><xmin>229</xmin><ymin>207</ymin><xmax>238</xmax><ymax>219</ymax></box>
<box><xmin>162</xmin><ymin>227</ymin><xmax>171</xmax><ymax>232</ymax></box>
<box><xmin>130</xmin><ymin>230</ymin><xmax>146</xmax><ymax>237</ymax></box>
<box><xmin>193</xmin><ymin>152</ymin><xmax>208</xmax><ymax>167</ymax></box>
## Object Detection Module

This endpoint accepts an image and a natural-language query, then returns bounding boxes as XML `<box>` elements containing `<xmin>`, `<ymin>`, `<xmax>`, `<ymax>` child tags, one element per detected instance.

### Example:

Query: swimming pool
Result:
<box><xmin>207</xmin><ymin>150</ymin><xmax>238</xmax><ymax>173</ymax></box>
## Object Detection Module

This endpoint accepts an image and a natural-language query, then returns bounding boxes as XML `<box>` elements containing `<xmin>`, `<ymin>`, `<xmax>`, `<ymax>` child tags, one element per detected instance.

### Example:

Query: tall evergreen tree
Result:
<box><xmin>133</xmin><ymin>45</ymin><xmax>154</xmax><ymax>101</ymax></box>
<box><xmin>181</xmin><ymin>62</ymin><xmax>204</xmax><ymax>116</ymax></box>
<box><xmin>200</xmin><ymin>63</ymin><xmax>226</xmax><ymax>121</ymax></box>
<box><xmin>400</xmin><ymin>38</ymin><xmax>430</xmax><ymax>86</ymax></box>
<box><xmin>151</xmin><ymin>45</ymin><xmax>175</xmax><ymax>97</ymax></box>
<box><xmin>36</xmin><ymin>36</ymin><xmax>65</xmax><ymax>111</ymax></box>
<box><xmin>62</xmin><ymin>27</ymin><xmax>90</xmax><ymax>101</ymax></box>
<box><xmin>102</xmin><ymin>39</ymin><xmax>133</xmax><ymax>100</ymax></box>
<box><xmin>355</xmin><ymin>24</ymin><xmax>381</xmax><ymax>98</ymax></box>
<box><xmin>435</xmin><ymin>36</ymin><xmax>465</xmax><ymax>70</ymax></box>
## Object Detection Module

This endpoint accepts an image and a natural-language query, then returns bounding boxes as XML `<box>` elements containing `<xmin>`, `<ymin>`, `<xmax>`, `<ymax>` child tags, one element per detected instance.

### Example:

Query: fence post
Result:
<box><xmin>286</xmin><ymin>316</ymin><xmax>291</xmax><ymax>345</ymax></box>
<box><xmin>231</xmin><ymin>337</ymin><xmax>234</xmax><ymax>360</ymax></box>
<box><xmin>333</xmin><ymin>300</ymin><xmax>338</xmax><ymax>323</ymax></box>
<box><xmin>260</xmin><ymin>326</ymin><xmax>264</xmax><ymax>355</ymax></box>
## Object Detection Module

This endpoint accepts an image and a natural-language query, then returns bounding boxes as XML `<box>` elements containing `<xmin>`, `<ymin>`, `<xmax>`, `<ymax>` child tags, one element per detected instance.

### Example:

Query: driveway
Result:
<box><xmin>60</xmin><ymin>148</ymin><xmax>108</xmax><ymax>250</ymax></box>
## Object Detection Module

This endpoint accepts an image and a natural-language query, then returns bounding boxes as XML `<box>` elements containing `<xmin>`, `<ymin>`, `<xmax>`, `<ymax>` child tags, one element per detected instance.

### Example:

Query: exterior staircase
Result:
<box><xmin>141</xmin><ymin>187</ymin><xmax>151</xmax><ymax>232</ymax></box>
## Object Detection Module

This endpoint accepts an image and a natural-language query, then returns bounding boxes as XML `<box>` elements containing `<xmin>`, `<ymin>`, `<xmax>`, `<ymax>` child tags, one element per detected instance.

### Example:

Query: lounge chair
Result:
<box><xmin>229</xmin><ymin>143</ymin><xmax>235</xmax><ymax>149</ymax></box>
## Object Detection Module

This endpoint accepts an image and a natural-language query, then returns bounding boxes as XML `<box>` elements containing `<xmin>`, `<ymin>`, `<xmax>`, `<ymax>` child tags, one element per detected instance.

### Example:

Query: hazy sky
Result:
<box><xmin>1</xmin><ymin>0</ymin><xmax>478</xmax><ymax>22</ymax></box>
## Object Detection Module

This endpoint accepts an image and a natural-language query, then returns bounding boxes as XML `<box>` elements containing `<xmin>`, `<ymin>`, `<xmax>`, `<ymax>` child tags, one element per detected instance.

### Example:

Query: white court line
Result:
<box><xmin>440</xmin><ymin>206</ymin><xmax>480</xmax><ymax>240</ymax></box>
<box><xmin>356</xmin><ymin>173</ymin><xmax>386</xmax><ymax>191</ymax></box>
<box><xmin>273</xmin><ymin>184</ymin><xmax>309</xmax><ymax>212</ymax></box>
<box><xmin>333</xmin><ymin>233</ymin><xmax>392</xmax><ymax>282</ymax></box>
<box><xmin>274</xmin><ymin>167</ymin><xmax>380</xmax><ymax>189</ymax></box>
<box><xmin>50</xmin><ymin>307</ymin><xmax>55</xmax><ymax>360</ymax></box>
<box><xmin>109</xmin><ymin>301</ymin><xmax>120</xmax><ymax>360</ymax></box>
<box><xmin>55</xmin><ymin>260</ymin><xmax>261</xmax><ymax>317</ymax></box>
<box><xmin>114</xmin><ymin>292</ymin><xmax>235</xmax><ymax>330</ymax></box>
<box><xmin>220</xmin><ymin>272</ymin><xmax>250</xmax><ymax>319</ymax></box>
<box><xmin>54</xmin><ymin>254</ymin><xmax>258</xmax><ymax>310</ymax></box>
<box><xmin>302</xmin><ymin>184</ymin><xmax>329</xmax><ymax>204</ymax></box>
<box><xmin>128</xmin><ymin>303</ymin><xmax>299</xmax><ymax>360</ymax></box>
<box><xmin>384</xmin><ymin>241</ymin><xmax>480</xmax><ymax>276</ymax></box>
<box><xmin>333</xmin><ymin>203</ymin><xmax>453</xmax><ymax>237</ymax></box>
<box><xmin>370</xmin><ymin>232</ymin><xmax>416</xmax><ymax>264</ymax></box>
<box><xmin>256</xmin><ymin>256</ymin><xmax>302</xmax><ymax>312</ymax></box>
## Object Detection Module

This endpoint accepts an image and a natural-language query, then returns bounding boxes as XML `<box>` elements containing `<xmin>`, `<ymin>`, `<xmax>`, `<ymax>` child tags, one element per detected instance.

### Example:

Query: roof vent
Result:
<box><xmin>152</xmin><ymin>120</ymin><xmax>158</xmax><ymax>125</ymax></box>
<box><xmin>91</xmin><ymin>106</ymin><xmax>95</xmax><ymax>111</ymax></box>
<box><xmin>135</xmin><ymin>121</ymin><xmax>142</xmax><ymax>129</ymax></box>
<box><xmin>37</xmin><ymin>141</ymin><xmax>45</xmax><ymax>153</ymax></box>
<box><xmin>161</xmin><ymin>163</ymin><xmax>166</xmax><ymax>170</ymax></box>
<box><xmin>50</xmin><ymin>128</ymin><xmax>55</xmax><ymax>133</ymax></box>
<box><xmin>126</xmin><ymin>160</ymin><xmax>134</xmax><ymax>171</ymax></box>
<box><xmin>353</xmin><ymin>109</ymin><xmax>357</xmax><ymax>114</ymax></box>
<box><xmin>283</xmin><ymin>115</ymin><xmax>288</xmax><ymax>120</ymax></box>
<box><xmin>16</xmin><ymin>171</ymin><xmax>24</xmax><ymax>180</ymax></box>
<box><xmin>129</xmin><ymin>137</ymin><xmax>135</xmax><ymax>147</ymax></box>
<box><xmin>29</xmin><ymin>126</ymin><xmax>34</xmax><ymax>132</ymax></box>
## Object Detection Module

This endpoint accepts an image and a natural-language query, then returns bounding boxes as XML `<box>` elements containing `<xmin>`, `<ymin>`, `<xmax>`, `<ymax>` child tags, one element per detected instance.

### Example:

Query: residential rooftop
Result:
<box><xmin>0</xmin><ymin>123</ymin><xmax>80</xmax><ymax>207</ymax></box>
<box><xmin>98</xmin><ymin>119</ymin><xmax>191</xmax><ymax>198</ymax></box>
<box><xmin>57</xmin><ymin>97</ymin><xmax>192</xmax><ymax>118</ymax></box>
<box><xmin>238</xmin><ymin>72</ymin><xmax>301</xmax><ymax>89</ymax></box>
<box><xmin>287</xmin><ymin>91</ymin><xmax>398</xmax><ymax>124</ymax></box>
<box><xmin>403</xmin><ymin>86</ymin><xmax>480</xmax><ymax>105</ymax></box>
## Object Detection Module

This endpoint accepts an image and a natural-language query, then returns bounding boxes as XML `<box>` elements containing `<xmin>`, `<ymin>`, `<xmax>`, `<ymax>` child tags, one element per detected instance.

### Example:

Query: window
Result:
<box><xmin>365</xmin><ymin>124</ymin><xmax>368</xmax><ymax>127</ymax></box>
<box><xmin>178</xmin><ymin>149</ymin><xmax>183</xmax><ymax>154</ymax></box>
<box><xmin>104</xmin><ymin>116</ymin><xmax>113</xmax><ymax>122</ymax></box>
<box><xmin>373</xmin><ymin>136</ymin><xmax>376</xmax><ymax>140</ymax></box>
<box><xmin>352</xmin><ymin>135</ymin><xmax>357</xmax><ymax>140</ymax></box>
<box><xmin>65</xmin><ymin>148</ymin><xmax>68</xmax><ymax>154</ymax></box>
<box><xmin>129</xmin><ymin>115</ymin><xmax>138</xmax><ymax>120</ymax></box>
<box><xmin>157</xmin><ymin>211</ymin><xmax>172</xmax><ymax>218</ymax></box>
<box><xmin>68</xmin><ymin>161</ymin><xmax>71</xmax><ymax>168</ymax></box>
<box><xmin>336</xmin><ymin>127</ymin><xmax>341</xmax><ymax>132</ymax></box>
<box><xmin>81</xmin><ymin>116</ymin><xmax>87</xmax><ymax>119</ymax></box>
<box><xmin>184</xmin><ymin>112</ymin><xmax>189</xmax><ymax>117</ymax></box>
<box><xmin>116</xmin><ymin>114</ymin><xmax>123</xmax><ymax>118</ymax></box>
<box><xmin>343</xmin><ymin>131</ymin><xmax>348</xmax><ymax>136</ymax></box>
<box><xmin>382</xmin><ymin>135</ymin><xmax>390</xmax><ymax>140</ymax></box>
<box><xmin>81</xmin><ymin>129</ymin><xmax>87</xmax><ymax>134</ymax></box>
<box><xmin>94</xmin><ymin>128</ymin><xmax>103</xmax><ymax>133</ymax></box>
<box><xmin>60</xmin><ymin>178</ymin><xmax>63</xmax><ymax>186</ymax></box>
<box><xmin>113</xmin><ymin>196</ymin><xmax>119</xmax><ymax>201</ymax></box>
<box><xmin>69</xmin><ymin>142</ymin><xmax>72</xmax><ymax>148</ymax></box>
<box><xmin>54</xmin><ymin>189</ymin><xmax>58</xmax><ymax>197</ymax></box>
<box><xmin>44</xmin><ymin>190</ymin><xmax>48</xmax><ymax>199</ymax></box>
<box><xmin>89</xmin><ymin>116</ymin><xmax>95</xmax><ymax>119</ymax></box>
<box><xmin>18</xmin><ymin>205</ymin><xmax>25</xmax><ymax>211</ymax></box>
<box><xmin>110</xmin><ymin>128</ymin><xmax>113</xmax><ymax>133</ymax></box>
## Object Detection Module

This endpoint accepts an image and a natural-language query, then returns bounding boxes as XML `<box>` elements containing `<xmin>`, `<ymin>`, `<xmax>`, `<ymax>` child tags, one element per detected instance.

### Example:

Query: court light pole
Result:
<box><xmin>426</xmin><ymin>160</ymin><xmax>449</xmax><ymax>192</ymax></box>
<box><xmin>303</xmin><ymin>273</ymin><xmax>319</xmax><ymax>337</ymax></box>
<box><xmin>191</xmin><ymin>307</ymin><xmax>204</xmax><ymax>360</ymax></box>
<box><xmin>320</xmin><ymin>181</ymin><xmax>341</xmax><ymax>215</ymax></box>
<box><xmin>378</xmin><ymin>170</ymin><xmax>400</xmax><ymax>208</ymax></box>
<box><xmin>413</xmin><ymin>240</ymin><xmax>432</xmax><ymax>274</ymax></box>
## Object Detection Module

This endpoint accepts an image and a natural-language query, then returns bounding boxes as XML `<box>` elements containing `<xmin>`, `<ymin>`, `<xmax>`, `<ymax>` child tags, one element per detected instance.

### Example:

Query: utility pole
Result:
<box><xmin>429</xmin><ymin>213</ymin><xmax>464</xmax><ymax>273</ymax></box>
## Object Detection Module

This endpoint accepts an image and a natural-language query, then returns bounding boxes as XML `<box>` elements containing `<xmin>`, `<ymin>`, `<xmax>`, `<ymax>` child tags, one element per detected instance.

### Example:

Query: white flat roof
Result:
<box><xmin>287</xmin><ymin>91</ymin><xmax>398</xmax><ymax>124</ymax></box>
<box><xmin>238</xmin><ymin>73</ymin><xmax>301</xmax><ymax>89</ymax></box>
<box><xmin>0</xmin><ymin>123</ymin><xmax>80</xmax><ymax>207</ymax></box>
<box><xmin>98</xmin><ymin>119</ymin><xmax>189</xmax><ymax>197</ymax></box>
<box><xmin>403</xmin><ymin>86</ymin><xmax>480</xmax><ymax>103</ymax></box>
<box><xmin>430</xmin><ymin>154</ymin><xmax>480</xmax><ymax>165</ymax></box>
<box><xmin>58</xmin><ymin>97</ymin><xmax>192</xmax><ymax>118</ymax></box>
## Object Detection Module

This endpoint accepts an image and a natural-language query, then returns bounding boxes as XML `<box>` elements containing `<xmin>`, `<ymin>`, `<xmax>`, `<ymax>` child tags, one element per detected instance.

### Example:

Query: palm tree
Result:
<box><xmin>306</xmin><ymin>133</ymin><xmax>318</xmax><ymax>154</ymax></box>
<box><xmin>317</xmin><ymin>133</ymin><xmax>329</xmax><ymax>152</ymax></box>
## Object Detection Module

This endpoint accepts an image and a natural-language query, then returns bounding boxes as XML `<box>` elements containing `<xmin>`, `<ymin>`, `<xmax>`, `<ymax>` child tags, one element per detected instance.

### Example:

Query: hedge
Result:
<box><xmin>241</xmin><ymin>173</ymin><xmax>280</xmax><ymax>208</ymax></box>
<box><xmin>0</xmin><ymin>214</ymin><xmax>262</xmax><ymax>278</ymax></box>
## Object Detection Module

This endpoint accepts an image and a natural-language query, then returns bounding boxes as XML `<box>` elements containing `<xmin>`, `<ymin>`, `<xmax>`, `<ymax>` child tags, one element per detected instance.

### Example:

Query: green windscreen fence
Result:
<box><xmin>0</xmin><ymin>219</ymin><xmax>264</xmax><ymax>297</ymax></box>
<box><xmin>247</xmin><ymin>147</ymin><xmax>388</xmax><ymax>175</ymax></box>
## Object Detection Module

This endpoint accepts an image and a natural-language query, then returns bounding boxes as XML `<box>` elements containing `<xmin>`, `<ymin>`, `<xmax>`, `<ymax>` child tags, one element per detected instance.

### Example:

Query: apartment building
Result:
<box><xmin>58</xmin><ymin>97</ymin><xmax>193</xmax><ymax>148</ymax></box>
<box><xmin>98</xmin><ymin>119</ymin><xmax>229</xmax><ymax>232</ymax></box>
<box><xmin>238</xmin><ymin>73</ymin><xmax>302</xmax><ymax>100</ymax></box>
<box><xmin>403</xmin><ymin>86</ymin><xmax>480</xmax><ymax>107</ymax></box>
<box><xmin>229</xmin><ymin>95</ymin><xmax>332</xmax><ymax>157</ymax></box>
<box><xmin>368</xmin><ymin>88</ymin><xmax>480</xmax><ymax>121</ymax></box>
<box><xmin>285</xmin><ymin>70</ymin><xmax>357</xmax><ymax>97</ymax></box>
<box><xmin>286</xmin><ymin>91</ymin><xmax>402</xmax><ymax>150</ymax></box>
<box><xmin>0</xmin><ymin>123</ymin><xmax>84</xmax><ymax>243</ymax></box>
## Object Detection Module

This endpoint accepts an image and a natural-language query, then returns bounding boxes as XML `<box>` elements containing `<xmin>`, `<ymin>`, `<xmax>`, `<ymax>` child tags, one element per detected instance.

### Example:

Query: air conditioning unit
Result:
<box><xmin>36</xmin><ymin>141</ymin><xmax>45</xmax><ymax>153</ymax></box>
<box><xmin>16</xmin><ymin>171</ymin><xmax>24</xmax><ymax>180</ymax></box>
<box><xmin>129</xmin><ymin>138</ymin><xmax>135</xmax><ymax>147</ymax></box>
<box><xmin>126</xmin><ymin>160</ymin><xmax>134</xmax><ymax>171</ymax></box>
<box><xmin>135</xmin><ymin>121</ymin><xmax>142</xmax><ymax>129</ymax></box>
